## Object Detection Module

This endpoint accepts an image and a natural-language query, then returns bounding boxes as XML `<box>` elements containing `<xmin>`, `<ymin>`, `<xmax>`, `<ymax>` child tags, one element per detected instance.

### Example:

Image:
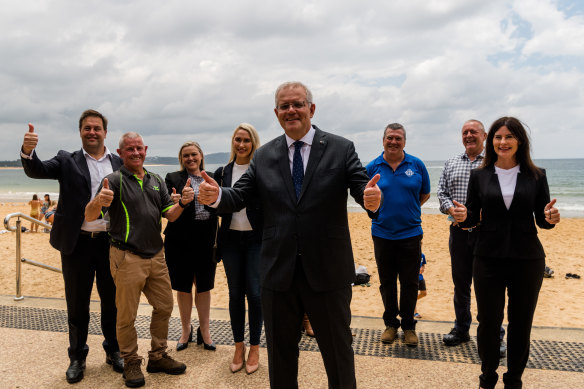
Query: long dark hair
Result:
<box><xmin>482</xmin><ymin>116</ymin><xmax>542</xmax><ymax>178</ymax></box>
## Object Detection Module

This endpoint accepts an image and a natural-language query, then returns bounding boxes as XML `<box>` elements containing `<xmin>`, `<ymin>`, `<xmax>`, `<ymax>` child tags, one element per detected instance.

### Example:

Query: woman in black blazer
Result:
<box><xmin>455</xmin><ymin>117</ymin><xmax>560</xmax><ymax>389</ymax></box>
<box><xmin>164</xmin><ymin>141</ymin><xmax>218</xmax><ymax>352</ymax></box>
<box><xmin>214</xmin><ymin>123</ymin><xmax>263</xmax><ymax>374</ymax></box>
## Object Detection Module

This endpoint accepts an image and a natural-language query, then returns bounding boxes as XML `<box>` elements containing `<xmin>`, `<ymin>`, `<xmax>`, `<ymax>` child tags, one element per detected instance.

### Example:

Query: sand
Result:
<box><xmin>1</xmin><ymin>202</ymin><xmax>583</xmax><ymax>328</ymax></box>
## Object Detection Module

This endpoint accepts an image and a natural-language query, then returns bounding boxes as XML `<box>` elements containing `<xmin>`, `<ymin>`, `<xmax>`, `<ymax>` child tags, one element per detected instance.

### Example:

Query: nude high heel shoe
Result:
<box><xmin>230</xmin><ymin>343</ymin><xmax>246</xmax><ymax>373</ymax></box>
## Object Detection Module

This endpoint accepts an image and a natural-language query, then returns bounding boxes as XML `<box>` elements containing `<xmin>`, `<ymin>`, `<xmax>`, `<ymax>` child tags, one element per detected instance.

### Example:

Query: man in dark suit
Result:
<box><xmin>21</xmin><ymin>110</ymin><xmax>123</xmax><ymax>384</ymax></box>
<box><xmin>199</xmin><ymin>81</ymin><xmax>382</xmax><ymax>388</ymax></box>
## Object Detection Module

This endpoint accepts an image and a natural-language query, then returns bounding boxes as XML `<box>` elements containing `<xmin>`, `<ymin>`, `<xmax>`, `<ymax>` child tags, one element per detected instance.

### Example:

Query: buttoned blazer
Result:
<box><xmin>163</xmin><ymin>169</ymin><xmax>217</xmax><ymax>235</ymax></box>
<box><xmin>462</xmin><ymin>166</ymin><xmax>554</xmax><ymax>259</ymax></box>
<box><xmin>213</xmin><ymin>162</ymin><xmax>263</xmax><ymax>246</ymax></box>
<box><xmin>217</xmin><ymin>126</ymin><xmax>377</xmax><ymax>292</ymax></box>
<box><xmin>21</xmin><ymin>149</ymin><xmax>123</xmax><ymax>255</ymax></box>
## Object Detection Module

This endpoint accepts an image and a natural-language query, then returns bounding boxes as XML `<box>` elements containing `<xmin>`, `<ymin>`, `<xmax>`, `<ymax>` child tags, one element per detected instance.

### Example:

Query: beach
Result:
<box><xmin>1</xmin><ymin>202</ymin><xmax>583</xmax><ymax>329</ymax></box>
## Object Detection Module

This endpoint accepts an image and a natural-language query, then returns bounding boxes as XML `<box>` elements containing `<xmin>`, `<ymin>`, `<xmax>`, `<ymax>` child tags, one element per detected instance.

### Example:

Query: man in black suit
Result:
<box><xmin>199</xmin><ymin>81</ymin><xmax>382</xmax><ymax>388</ymax></box>
<box><xmin>21</xmin><ymin>110</ymin><xmax>123</xmax><ymax>384</ymax></box>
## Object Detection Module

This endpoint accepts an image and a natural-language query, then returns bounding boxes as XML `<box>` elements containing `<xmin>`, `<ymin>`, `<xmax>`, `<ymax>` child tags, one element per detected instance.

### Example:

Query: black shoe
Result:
<box><xmin>443</xmin><ymin>328</ymin><xmax>471</xmax><ymax>346</ymax></box>
<box><xmin>106</xmin><ymin>351</ymin><xmax>124</xmax><ymax>373</ymax></box>
<box><xmin>196</xmin><ymin>326</ymin><xmax>216</xmax><ymax>351</ymax></box>
<box><xmin>499</xmin><ymin>340</ymin><xmax>507</xmax><ymax>358</ymax></box>
<box><xmin>176</xmin><ymin>325</ymin><xmax>193</xmax><ymax>351</ymax></box>
<box><xmin>66</xmin><ymin>359</ymin><xmax>86</xmax><ymax>384</ymax></box>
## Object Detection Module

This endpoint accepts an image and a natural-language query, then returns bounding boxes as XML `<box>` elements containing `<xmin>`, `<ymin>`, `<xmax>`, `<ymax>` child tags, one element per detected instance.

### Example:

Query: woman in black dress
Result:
<box><xmin>164</xmin><ymin>141</ymin><xmax>218</xmax><ymax>351</ymax></box>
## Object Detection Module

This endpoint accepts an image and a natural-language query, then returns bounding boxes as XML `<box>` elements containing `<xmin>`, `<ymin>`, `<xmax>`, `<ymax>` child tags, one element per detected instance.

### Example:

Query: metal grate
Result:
<box><xmin>1</xmin><ymin>304</ymin><xmax>582</xmax><ymax>373</ymax></box>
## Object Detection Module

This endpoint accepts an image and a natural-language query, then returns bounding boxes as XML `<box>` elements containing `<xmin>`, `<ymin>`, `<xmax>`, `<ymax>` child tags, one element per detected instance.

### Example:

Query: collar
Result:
<box><xmin>462</xmin><ymin>150</ymin><xmax>485</xmax><ymax>161</ymax></box>
<box><xmin>373</xmin><ymin>150</ymin><xmax>413</xmax><ymax>167</ymax></box>
<box><xmin>285</xmin><ymin>125</ymin><xmax>316</xmax><ymax>149</ymax></box>
<box><xmin>82</xmin><ymin>146</ymin><xmax>112</xmax><ymax>162</ymax></box>
<box><xmin>120</xmin><ymin>165</ymin><xmax>149</xmax><ymax>179</ymax></box>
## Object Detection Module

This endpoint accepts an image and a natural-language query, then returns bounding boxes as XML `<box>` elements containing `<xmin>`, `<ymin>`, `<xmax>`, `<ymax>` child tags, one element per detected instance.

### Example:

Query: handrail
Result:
<box><xmin>3</xmin><ymin>212</ymin><xmax>61</xmax><ymax>300</ymax></box>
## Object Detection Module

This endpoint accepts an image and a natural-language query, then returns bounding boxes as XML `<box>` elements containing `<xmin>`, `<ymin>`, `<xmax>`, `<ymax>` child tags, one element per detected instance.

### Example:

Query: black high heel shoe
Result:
<box><xmin>196</xmin><ymin>326</ymin><xmax>216</xmax><ymax>351</ymax></box>
<box><xmin>176</xmin><ymin>325</ymin><xmax>193</xmax><ymax>351</ymax></box>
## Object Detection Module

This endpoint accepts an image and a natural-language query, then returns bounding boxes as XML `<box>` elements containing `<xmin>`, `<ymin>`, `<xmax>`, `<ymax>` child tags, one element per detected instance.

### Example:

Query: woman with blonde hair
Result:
<box><xmin>28</xmin><ymin>194</ymin><xmax>42</xmax><ymax>232</ymax></box>
<box><xmin>164</xmin><ymin>141</ymin><xmax>218</xmax><ymax>352</ymax></box>
<box><xmin>214</xmin><ymin>123</ymin><xmax>263</xmax><ymax>374</ymax></box>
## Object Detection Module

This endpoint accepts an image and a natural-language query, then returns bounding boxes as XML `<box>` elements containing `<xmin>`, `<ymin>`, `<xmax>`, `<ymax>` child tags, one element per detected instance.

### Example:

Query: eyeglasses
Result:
<box><xmin>276</xmin><ymin>100</ymin><xmax>310</xmax><ymax>112</ymax></box>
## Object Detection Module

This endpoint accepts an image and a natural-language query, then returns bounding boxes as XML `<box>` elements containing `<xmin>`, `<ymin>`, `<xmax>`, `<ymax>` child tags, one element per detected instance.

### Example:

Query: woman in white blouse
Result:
<box><xmin>455</xmin><ymin>117</ymin><xmax>560</xmax><ymax>389</ymax></box>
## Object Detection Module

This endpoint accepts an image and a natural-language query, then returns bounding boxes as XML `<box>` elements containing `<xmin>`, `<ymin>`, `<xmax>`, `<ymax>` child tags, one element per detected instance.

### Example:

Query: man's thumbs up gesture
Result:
<box><xmin>198</xmin><ymin>171</ymin><xmax>220</xmax><ymax>205</ymax></box>
<box><xmin>96</xmin><ymin>178</ymin><xmax>114</xmax><ymax>207</ymax></box>
<box><xmin>363</xmin><ymin>174</ymin><xmax>382</xmax><ymax>211</ymax></box>
<box><xmin>22</xmin><ymin>123</ymin><xmax>39</xmax><ymax>155</ymax></box>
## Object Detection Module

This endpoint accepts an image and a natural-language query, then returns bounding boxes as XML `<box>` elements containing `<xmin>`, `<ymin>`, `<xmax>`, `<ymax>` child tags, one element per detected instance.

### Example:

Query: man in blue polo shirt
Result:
<box><xmin>366</xmin><ymin>123</ymin><xmax>430</xmax><ymax>347</ymax></box>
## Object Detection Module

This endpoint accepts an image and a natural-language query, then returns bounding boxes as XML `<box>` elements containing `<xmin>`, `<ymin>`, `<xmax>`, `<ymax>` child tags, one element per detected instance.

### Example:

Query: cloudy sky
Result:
<box><xmin>1</xmin><ymin>0</ymin><xmax>583</xmax><ymax>163</ymax></box>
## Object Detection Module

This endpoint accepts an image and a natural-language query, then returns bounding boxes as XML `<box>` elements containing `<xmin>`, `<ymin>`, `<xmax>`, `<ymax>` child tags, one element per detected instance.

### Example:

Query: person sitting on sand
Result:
<box><xmin>28</xmin><ymin>194</ymin><xmax>42</xmax><ymax>232</ymax></box>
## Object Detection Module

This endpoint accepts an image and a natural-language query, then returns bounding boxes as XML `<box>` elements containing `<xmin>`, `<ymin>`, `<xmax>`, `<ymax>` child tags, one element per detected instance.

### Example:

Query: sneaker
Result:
<box><xmin>443</xmin><ymin>328</ymin><xmax>471</xmax><ymax>346</ymax></box>
<box><xmin>123</xmin><ymin>358</ymin><xmax>145</xmax><ymax>388</ymax></box>
<box><xmin>414</xmin><ymin>312</ymin><xmax>422</xmax><ymax>319</ymax></box>
<box><xmin>146</xmin><ymin>353</ymin><xmax>186</xmax><ymax>375</ymax></box>
<box><xmin>381</xmin><ymin>326</ymin><xmax>398</xmax><ymax>344</ymax></box>
<box><xmin>403</xmin><ymin>330</ymin><xmax>418</xmax><ymax>347</ymax></box>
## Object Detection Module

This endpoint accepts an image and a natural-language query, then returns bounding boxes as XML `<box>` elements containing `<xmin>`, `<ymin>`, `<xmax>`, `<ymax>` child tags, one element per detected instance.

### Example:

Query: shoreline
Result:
<box><xmin>1</xmin><ymin>203</ymin><xmax>583</xmax><ymax>329</ymax></box>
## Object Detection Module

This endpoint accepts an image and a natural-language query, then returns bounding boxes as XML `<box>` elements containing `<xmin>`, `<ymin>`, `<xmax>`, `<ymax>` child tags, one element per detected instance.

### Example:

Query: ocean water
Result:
<box><xmin>2</xmin><ymin>159</ymin><xmax>582</xmax><ymax>218</ymax></box>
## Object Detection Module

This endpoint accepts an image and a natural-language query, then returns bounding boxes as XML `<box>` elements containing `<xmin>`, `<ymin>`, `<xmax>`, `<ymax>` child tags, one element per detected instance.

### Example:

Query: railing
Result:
<box><xmin>3</xmin><ymin>212</ymin><xmax>61</xmax><ymax>301</ymax></box>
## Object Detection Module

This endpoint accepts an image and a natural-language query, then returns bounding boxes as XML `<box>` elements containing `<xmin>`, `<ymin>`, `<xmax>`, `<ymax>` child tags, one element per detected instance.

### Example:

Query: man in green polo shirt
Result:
<box><xmin>86</xmin><ymin>131</ymin><xmax>193</xmax><ymax>388</ymax></box>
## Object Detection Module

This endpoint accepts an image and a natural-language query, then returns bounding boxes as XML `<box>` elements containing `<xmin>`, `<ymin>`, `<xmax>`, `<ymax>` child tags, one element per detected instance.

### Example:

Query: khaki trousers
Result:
<box><xmin>109</xmin><ymin>246</ymin><xmax>174</xmax><ymax>362</ymax></box>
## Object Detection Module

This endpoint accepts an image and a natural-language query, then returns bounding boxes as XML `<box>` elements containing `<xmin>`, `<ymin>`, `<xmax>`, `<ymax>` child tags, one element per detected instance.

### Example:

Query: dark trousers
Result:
<box><xmin>473</xmin><ymin>256</ymin><xmax>544</xmax><ymax>389</ymax></box>
<box><xmin>61</xmin><ymin>233</ymin><xmax>118</xmax><ymax>361</ymax></box>
<box><xmin>373</xmin><ymin>234</ymin><xmax>422</xmax><ymax>330</ymax></box>
<box><xmin>222</xmin><ymin>230</ymin><xmax>263</xmax><ymax>345</ymax></box>
<box><xmin>449</xmin><ymin>225</ymin><xmax>476</xmax><ymax>332</ymax></box>
<box><xmin>262</xmin><ymin>262</ymin><xmax>355</xmax><ymax>389</ymax></box>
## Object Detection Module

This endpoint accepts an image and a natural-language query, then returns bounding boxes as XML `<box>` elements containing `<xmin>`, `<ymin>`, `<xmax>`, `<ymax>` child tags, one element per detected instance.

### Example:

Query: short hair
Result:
<box><xmin>274</xmin><ymin>81</ymin><xmax>313</xmax><ymax>106</ymax></box>
<box><xmin>482</xmin><ymin>117</ymin><xmax>541</xmax><ymax>178</ymax></box>
<box><xmin>229</xmin><ymin>123</ymin><xmax>261</xmax><ymax>163</ymax></box>
<box><xmin>79</xmin><ymin>109</ymin><xmax>108</xmax><ymax>131</ymax></box>
<box><xmin>384</xmin><ymin>123</ymin><xmax>406</xmax><ymax>140</ymax></box>
<box><xmin>463</xmin><ymin>119</ymin><xmax>485</xmax><ymax>132</ymax></box>
<box><xmin>178</xmin><ymin>141</ymin><xmax>205</xmax><ymax>171</ymax></box>
<box><xmin>118</xmin><ymin>132</ymin><xmax>143</xmax><ymax>150</ymax></box>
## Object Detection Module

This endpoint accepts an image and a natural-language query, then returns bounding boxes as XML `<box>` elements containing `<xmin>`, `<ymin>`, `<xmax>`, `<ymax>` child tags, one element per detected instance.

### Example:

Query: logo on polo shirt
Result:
<box><xmin>405</xmin><ymin>169</ymin><xmax>414</xmax><ymax>177</ymax></box>
<box><xmin>152</xmin><ymin>185</ymin><xmax>159</xmax><ymax>191</ymax></box>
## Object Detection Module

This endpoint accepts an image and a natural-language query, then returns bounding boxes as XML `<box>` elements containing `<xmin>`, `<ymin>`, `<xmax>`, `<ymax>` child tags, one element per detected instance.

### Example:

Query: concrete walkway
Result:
<box><xmin>1</xmin><ymin>295</ymin><xmax>582</xmax><ymax>388</ymax></box>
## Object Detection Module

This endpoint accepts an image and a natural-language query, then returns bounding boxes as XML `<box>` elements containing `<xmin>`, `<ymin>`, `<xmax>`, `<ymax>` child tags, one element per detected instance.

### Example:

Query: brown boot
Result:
<box><xmin>381</xmin><ymin>326</ymin><xmax>398</xmax><ymax>344</ymax></box>
<box><xmin>146</xmin><ymin>353</ymin><xmax>186</xmax><ymax>375</ymax></box>
<box><xmin>303</xmin><ymin>314</ymin><xmax>315</xmax><ymax>337</ymax></box>
<box><xmin>123</xmin><ymin>358</ymin><xmax>145</xmax><ymax>388</ymax></box>
<box><xmin>403</xmin><ymin>330</ymin><xmax>418</xmax><ymax>347</ymax></box>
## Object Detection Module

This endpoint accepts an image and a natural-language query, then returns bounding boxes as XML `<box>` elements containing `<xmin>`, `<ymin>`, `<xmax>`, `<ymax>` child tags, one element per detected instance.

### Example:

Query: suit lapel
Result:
<box><xmin>73</xmin><ymin>150</ymin><xmax>91</xmax><ymax>192</ymax></box>
<box><xmin>508</xmin><ymin>170</ymin><xmax>526</xmax><ymax>211</ymax></box>
<box><xmin>489</xmin><ymin>166</ymin><xmax>509</xmax><ymax>212</ymax></box>
<box><xmin>299</xmin><ymin>127</ymin><xmax>326</xmax><ymax>203</ymax></box>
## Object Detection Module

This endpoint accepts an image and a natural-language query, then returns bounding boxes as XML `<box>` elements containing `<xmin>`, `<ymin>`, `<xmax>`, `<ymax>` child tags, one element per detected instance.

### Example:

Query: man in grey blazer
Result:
<box><xmin>199</xmin><ymin>81</ymin><xmax>381</xmax><ymax>388</ymax></box>
<box><xmin>21</xmin><ymin>110</ymin><xmax>123</xmax><ymax>384</ymax></box>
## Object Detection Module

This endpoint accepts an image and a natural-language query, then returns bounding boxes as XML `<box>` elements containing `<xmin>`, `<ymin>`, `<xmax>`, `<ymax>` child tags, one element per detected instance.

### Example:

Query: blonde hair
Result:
<box><xmin>178</xmin><ymin>141</ymin><xmax>204</xmax><ymax>171</ymax></box>
<box><xmin>228</xmin><ymin>123</ymin><xmax>261</xmax><ymax>163</ymax></box>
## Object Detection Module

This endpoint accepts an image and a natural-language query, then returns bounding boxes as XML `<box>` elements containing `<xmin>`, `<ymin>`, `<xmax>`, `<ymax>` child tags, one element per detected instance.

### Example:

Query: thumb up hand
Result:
<box><xmin>22</xmin><ymin>123</ymin><xmax>39</xmax><ymax>155</ymax></box>
<box><xmin>170</xmin><ymin>187</ymin><xmax>181</xmax><ymax>204</ymax></box>
<box><xmin>198</xmin><ymin>171</ymin><xmax>220</xmax><ymax>205</ymax></box>
<box><xmin>98</xmin><ymin>178</ymin><xmax>114</xmax><ymax>207</ymax></box>
<box><xmin>181</xmin><ymin>178</ymin><xmax>195</xmax><ymax>204</ymax></box>
<box><xmin>451</xmin><ymin>200</ymin><xmax>467</xmax><ymax>222</ymax></box>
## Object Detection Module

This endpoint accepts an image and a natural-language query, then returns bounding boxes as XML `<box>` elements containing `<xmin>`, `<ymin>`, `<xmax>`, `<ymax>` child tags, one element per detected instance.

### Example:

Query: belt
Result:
<box><xmin>451</xmin><ymin>223</ymin><xmax>474</xmax><ymax>232</ymax></box>
<box><xmin>79</xmin><ymin>230</ymin><xmax>108</xmax><ymax>238</ymax></box>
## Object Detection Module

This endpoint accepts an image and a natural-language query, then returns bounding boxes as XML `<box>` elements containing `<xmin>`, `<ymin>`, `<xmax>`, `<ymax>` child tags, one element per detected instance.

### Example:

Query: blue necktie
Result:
<box><xmin>292</xmin><ymin>140</ymin><xmax>304</xmax><ymax>199</ymax></box>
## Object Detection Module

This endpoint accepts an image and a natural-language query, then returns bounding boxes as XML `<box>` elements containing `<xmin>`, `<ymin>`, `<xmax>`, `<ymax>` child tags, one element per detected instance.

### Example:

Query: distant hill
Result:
<box><xmin>1</xmin><ymin>152</ymin><xmax>231</xmax><ymax>167</ymax></box>
<box><xmin>146</xmin><ymin>152</ymin><xmax>230</xmax><ymax>165</ymax></box>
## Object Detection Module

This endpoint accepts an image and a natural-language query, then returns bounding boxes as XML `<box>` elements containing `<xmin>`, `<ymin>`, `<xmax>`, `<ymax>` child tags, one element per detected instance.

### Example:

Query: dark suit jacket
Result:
<box><xmin>462</xmin><ymin>166</ymin><xmax>554</xmax><ymax>259</ymax></box>
<box><xmin>21</xmin><ymin>149</ymin><xmax>123</xmax><ymax>255</ymax></box>
<box><xmin>163</xmin><ymin>169</ymin><xmax>217</xmax><ymax>236</ymax></box>
<box><xmin>213</xmin><ymin>162</ymin><xmax>263</xmax><ymax>248</ymax></box>
<box><xmin>217</xmin><ymin>126</ymin><xmax>376</xmax><ymax>292</ymax></box>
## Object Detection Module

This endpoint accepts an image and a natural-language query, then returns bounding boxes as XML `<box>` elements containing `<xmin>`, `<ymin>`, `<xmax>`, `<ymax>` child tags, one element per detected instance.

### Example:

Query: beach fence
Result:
<box><xmin>3</xmin><ymin>212</ymin><xmax>61</xmax><ymax>300</ymax></box>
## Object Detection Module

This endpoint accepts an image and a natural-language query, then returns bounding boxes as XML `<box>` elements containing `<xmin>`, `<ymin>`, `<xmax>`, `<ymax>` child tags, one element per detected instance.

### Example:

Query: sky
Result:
<box><xmin>1</xmin><ymin>0</ymin><xmax>583</xmax><ymax>163</ymax></box>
